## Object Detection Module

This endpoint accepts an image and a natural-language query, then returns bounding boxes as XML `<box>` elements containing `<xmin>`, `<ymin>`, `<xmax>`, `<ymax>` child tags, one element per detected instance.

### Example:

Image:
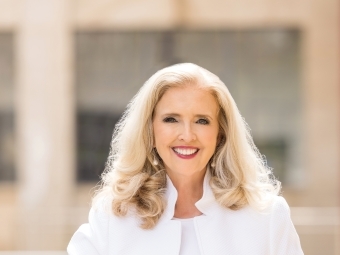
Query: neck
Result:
<box><xmin>167</xmin><ymin>169</ymin><xmax>206</xmax><ymax>218</ymax></box>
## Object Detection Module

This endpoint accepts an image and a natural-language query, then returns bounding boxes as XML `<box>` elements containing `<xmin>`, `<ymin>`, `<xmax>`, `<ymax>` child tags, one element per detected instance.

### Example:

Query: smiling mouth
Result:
<box><xmin>172</xmin><ymin>147</ymin><xmax>199</xmax><ymax>156</ymax></box>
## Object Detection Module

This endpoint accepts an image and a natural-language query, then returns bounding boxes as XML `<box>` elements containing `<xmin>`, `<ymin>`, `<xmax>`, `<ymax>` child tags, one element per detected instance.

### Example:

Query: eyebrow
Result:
<box><xmin>160</xmin><ymin>113</ymin><xmax>214</xmax><ymax>120</ymax></box>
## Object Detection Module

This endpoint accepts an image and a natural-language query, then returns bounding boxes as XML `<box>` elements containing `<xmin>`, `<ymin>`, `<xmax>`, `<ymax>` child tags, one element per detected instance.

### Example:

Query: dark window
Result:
<box><xmin>0</xmin><ymin>33</ymin><xmax>15</xmax><ymax>181</ymax></box>
<box><xmin>77</xmin><ymin>112</ymin><xmax>120</xmax><ymax>181</ymax></box>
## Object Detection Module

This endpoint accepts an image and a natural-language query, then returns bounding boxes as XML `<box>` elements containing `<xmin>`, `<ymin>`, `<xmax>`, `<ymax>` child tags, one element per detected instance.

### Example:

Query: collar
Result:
<box><xmin>162</xmin><ymin>170</ymin><xmax>218</xmax><ymax>221</ymax></box>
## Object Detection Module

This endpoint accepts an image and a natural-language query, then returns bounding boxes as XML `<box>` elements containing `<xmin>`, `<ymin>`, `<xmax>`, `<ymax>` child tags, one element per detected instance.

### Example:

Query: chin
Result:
<box><xmin>168</xmin><ymin>168</ymin><xmax>206</xmax><ymax>177</ymax></box>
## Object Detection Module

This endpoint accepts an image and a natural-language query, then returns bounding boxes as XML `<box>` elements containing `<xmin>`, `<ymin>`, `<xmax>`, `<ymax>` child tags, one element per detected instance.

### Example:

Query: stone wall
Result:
<box><xmin>0</xmin><ymin>0</ymin><xmax>338</xmax><ymax>253</ymax></box>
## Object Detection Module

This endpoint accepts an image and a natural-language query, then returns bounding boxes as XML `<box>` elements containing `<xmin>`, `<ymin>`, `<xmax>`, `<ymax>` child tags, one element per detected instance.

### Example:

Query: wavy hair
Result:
<box><xmin>93</xmin><ymin>63</ymin><xmax>281</xmax><ymax>229</ymax></box>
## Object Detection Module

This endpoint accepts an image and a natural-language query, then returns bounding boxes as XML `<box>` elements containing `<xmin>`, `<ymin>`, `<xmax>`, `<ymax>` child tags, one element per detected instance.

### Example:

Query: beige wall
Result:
<box><xmin>0</xmin><ymin>0</ymin><xmax>338</xmax><ymax>253</ymax></box>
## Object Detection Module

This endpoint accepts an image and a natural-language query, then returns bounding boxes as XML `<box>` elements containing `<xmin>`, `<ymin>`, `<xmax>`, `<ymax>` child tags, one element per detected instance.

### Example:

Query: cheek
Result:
<box><xmin>153</xmin><ymin>123</ymin><xmax>173</xmax><ymax>147</ymax></box>
<box><xmin>208</xmin><ymin>127</ymin><xmax>219</xmax><ymax>139</ymax></box>
<box><xmin>201</xmin><ymin>128</ymin><xmax>219</xmax><ymax>150</ymax></box>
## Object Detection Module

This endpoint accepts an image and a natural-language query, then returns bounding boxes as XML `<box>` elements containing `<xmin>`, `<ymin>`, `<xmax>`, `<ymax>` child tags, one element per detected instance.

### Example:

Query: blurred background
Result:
<box><xmin>0</xmin><ymin>0</ymin><xmax>339</xmax><ymax>254</ymax></box>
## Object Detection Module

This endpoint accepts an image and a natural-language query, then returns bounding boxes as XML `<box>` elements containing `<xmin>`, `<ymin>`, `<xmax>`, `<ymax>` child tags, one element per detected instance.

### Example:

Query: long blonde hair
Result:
<box><xmin>94</xmin><ymin>63</ymin><xmax>281</xmax><ymax>229</ymax></box>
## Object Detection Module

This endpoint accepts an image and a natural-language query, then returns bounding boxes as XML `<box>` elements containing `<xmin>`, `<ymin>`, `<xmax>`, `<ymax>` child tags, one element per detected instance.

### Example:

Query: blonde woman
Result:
<box><xmin>68</xmin><ymin>63</ymin><xmax>303</xmax><ymax>255</ymax></box>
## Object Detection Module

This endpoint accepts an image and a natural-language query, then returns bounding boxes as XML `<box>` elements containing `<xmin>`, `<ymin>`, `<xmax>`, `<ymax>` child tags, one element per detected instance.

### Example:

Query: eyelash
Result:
<box><xmin>197</xmin><ymin>118</ymin><xmax>210</xmax><ymax>125</ymax></box>
<box><xmin>163</xmin><ymin>117</ymin><xmax>177</xmax><ymax>123</ymax></box>
<box><xmin>162</xmin><ymin>117</ymin><xmax>210</xmax><ymax>125</ymax></box>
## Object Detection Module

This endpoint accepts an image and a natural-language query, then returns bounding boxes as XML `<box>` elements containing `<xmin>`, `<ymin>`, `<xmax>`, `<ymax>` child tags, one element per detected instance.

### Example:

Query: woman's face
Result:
<box><xmin>152</xmin><ymin>85</ymin><xmax>220</xmax><ymax>179</ymax></box>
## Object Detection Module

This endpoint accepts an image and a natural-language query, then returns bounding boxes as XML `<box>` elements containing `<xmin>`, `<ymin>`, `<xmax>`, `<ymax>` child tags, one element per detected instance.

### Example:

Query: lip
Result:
<box><xmin>172</xmin><ymin>146</ymin><xmax>199</xmax><ymax>159</ymax></box>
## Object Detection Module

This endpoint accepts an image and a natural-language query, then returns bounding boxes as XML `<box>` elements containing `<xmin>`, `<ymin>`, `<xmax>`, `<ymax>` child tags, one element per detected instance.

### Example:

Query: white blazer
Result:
<box><xmin>67</xmin><ymin>173</ymin><xmax>304</xmax><ymax>255</ymax></box>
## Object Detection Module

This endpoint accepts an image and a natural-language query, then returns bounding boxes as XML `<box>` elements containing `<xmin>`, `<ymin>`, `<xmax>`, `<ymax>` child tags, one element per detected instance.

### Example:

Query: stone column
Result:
<box><xmin>16</xmin><ymin>0</ymin><xmax>75</xmax><ymax>250</ymax></box>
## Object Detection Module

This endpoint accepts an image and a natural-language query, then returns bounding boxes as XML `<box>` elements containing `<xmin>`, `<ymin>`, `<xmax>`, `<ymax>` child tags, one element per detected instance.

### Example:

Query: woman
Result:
<box><xmin>68</xmin><ymin>63</ymin><xmax>304</xmax><ymax>255</ymax></box>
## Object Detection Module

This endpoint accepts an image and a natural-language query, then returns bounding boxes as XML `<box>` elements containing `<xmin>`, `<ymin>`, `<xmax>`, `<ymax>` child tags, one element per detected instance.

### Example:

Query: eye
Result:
<box><xmin>196</xmin><ymin>118</ymin><xmax>210</xmax><ymax>125</ymax></box>
<box><xmin>163</xmin><ymin>117</ymin><xmax>177</xmax><ymax>123</ymax></box>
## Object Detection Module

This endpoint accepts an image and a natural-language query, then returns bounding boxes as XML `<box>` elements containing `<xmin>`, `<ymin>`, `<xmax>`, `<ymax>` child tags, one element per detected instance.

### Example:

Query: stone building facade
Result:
<box><xmin>0</xmin><ymin>0</ymin><xmax>339</xmax><ymax>254</ymax></box>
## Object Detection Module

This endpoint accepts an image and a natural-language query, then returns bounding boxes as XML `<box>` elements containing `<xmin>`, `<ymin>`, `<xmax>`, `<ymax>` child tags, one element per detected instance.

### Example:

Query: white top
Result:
<box><xmin>172</xmin><ymin>217</ymin><xmax>202</xmax><ymax>255</ymax></box>
<box><xmin>67</xmin><ymin>171</ymin><xmax>304</xmax><ymax>255</ymax></box>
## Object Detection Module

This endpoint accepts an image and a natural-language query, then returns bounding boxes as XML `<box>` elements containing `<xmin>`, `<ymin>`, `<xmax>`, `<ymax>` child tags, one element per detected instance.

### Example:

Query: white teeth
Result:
<box><xmin>173</xmin><ymin>148</ymin><xmax>198</xmax><ymax>155</ymax></box>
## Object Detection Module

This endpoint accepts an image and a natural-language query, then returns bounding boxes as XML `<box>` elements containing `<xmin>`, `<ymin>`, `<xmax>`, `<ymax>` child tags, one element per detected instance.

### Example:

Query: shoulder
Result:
<box><xmin>248</xmin><ymin>195</ymin><xmax>292</xmax><ymax>224</ymax></box>
<box><xmin>67</xmin><ymin>196</ymin><xmax>114</xmax><ymax>255</ymax></box>
<box><xmin>224</xmin><ymin>195</ymin><xmax>292</xmax><ymax>226</ymax></box>
<box><xmin>266</xmin><ymin>196</ymin><xmax>304</xmax><ymax>254</ymax></box>
<box><xmin>234</xmin><ymin>195</ymin><xmax>290</xmax><ymax>216</ymax></box>
<box><xmin>268</xmin><ymin>195</ymin><xmax>291</xmax><ymax>221</ymax></box>
<box><xmin>91</xmin><ymin>194</ymin><xmax>113</xmax><ymax>216</ymax></box>
<box><xmin>271</xmin><ymin>195</ymin><xmax>290</xmax><ymax>210</ymax></box>
<box><xmin>68</xmin><ymin>195</ymin><xmax>139</xmax><ymax>255</ymax></box>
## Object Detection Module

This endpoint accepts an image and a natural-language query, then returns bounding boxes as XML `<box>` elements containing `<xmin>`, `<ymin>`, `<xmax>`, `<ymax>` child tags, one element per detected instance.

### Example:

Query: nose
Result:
<box><xmin>178</xmin><ymin>123</ymin><xmax>196</xmax><ymax>142</ymax></box>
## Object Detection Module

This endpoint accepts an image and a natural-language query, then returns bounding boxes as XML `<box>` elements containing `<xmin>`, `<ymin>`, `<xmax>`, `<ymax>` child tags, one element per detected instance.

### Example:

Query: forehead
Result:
<box><xmin>154</xmin><ymin>85</ymin><xmax>219</xmax><ymax>115</ymax></box>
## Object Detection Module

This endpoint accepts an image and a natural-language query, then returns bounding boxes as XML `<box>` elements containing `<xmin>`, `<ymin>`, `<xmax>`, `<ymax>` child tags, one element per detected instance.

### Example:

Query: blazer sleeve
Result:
<box><xmin>67</xmin><ymin>199</ymin><xmax>110</xmax><ymax>255</ymax></box>
<box><xmin>270</xmin><ymin>196</ymin><xmax>304</xmax><ymax>255</ymax></box>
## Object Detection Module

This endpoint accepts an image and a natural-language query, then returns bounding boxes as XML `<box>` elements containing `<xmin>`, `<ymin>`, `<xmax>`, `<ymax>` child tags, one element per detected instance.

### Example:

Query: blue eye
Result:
<box><xmin>197</xmin><ymin>118</ymin><xmax>209</xmax><ymax>125</ymax></box>
<box><xmin>163</xmin><ymin>117</ymin><xmax>177</xmax><ymax>123</ymax></box>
